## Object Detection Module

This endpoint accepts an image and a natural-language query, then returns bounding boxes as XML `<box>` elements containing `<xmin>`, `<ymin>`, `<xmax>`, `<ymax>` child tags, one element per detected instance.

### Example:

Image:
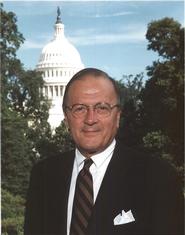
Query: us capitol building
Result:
<box><xmin>36</xmin><ymin>7</ymin><xmax>84</xmax><ymax>129</ymax></box>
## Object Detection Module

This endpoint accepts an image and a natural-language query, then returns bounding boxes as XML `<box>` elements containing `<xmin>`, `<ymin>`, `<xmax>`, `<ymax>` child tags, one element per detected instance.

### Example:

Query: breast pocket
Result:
<box><xmin>113</xmin><ymin>220</ymin><xmax>139</xmax><ymax>235</ymax></box>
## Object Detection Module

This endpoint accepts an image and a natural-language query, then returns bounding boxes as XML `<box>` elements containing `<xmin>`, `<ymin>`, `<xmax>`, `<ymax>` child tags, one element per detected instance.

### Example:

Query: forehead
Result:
<box><xmin>68</xmin><ymin>75</ymin><xmax>115</xmax><ymax>95</ymax></box>
<box><xmin>65</xmin><ymin>75</ymin><xmax>119</xmax><ymax>106</ymax></box>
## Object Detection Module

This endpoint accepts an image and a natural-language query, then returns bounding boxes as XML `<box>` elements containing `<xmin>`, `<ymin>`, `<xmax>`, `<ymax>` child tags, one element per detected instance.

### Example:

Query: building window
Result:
<box><xmin>60</xmin><ymin>71</ymin><xmax>62</xmax><ymax>76</ymax></box>
<box><xmin>56</xmin><ymin>70</ymin><xmax>58</xmax><ymax>76</ymax></box>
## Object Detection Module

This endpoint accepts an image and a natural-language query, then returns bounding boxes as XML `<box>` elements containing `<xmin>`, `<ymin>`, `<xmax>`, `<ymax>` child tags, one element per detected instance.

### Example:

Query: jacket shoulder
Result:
<box><xmin>115</xmin><ymin>142</ymin><xmax>180</xmax><ymax>182</ymax></box>
<box><xmin>30</xmin><ymin>150</ymin><xmax>75</xmax><ymax>178</ymax></box>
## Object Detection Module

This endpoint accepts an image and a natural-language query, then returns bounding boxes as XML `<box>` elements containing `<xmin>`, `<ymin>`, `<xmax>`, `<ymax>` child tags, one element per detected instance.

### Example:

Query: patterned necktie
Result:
<box><xmin>70</xmin><ymin>158</ymin><xmax>94</xmax><ymax>235</ymax></box>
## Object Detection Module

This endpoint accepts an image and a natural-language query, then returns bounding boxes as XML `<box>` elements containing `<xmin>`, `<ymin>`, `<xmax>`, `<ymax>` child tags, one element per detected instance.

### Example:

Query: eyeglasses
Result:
<box><xmin>65</xmin><ymin>102</ymin><xmax>120</xmax><ymax>118</ymax></box>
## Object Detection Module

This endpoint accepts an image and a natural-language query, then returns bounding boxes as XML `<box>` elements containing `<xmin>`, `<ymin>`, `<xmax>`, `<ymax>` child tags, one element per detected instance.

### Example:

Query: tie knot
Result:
<box><xmin>84</xmin><ymin>158</ymin><xmax>93</xmax><ymax>170</ymax></box>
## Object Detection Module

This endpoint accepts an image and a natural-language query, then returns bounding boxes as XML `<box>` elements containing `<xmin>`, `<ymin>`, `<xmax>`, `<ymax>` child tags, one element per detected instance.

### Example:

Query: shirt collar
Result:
<box><xmin>75</xmin><ymin>139</ymin><xmax>116</xmax><ymax>169</ymax></box>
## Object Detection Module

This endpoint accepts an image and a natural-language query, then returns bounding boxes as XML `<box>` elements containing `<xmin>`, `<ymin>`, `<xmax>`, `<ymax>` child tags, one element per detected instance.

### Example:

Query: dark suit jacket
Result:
<box><xmin>24</xmin><ymin>143</ymin><xmax>184</xmax><ymax>235</ymax></box>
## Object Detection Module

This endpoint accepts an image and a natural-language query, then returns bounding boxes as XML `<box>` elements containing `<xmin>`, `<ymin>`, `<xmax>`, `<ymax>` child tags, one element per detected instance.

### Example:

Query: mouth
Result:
<box><xmin>82</xmin><ymin>128</ymin><xmax>100</xmax><ymax>135</ymax></box>
<box><xmin>82</xmin><ymin>128</ymin><xmax>100</xmax><ymax>132</ymax></box>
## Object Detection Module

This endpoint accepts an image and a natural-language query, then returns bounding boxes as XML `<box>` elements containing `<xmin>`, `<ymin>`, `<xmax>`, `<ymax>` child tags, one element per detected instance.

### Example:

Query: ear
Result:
<box><xmin>116</xmin><ymin>109</ymin><xmax>122</xmax><ymax>128</ymax></box>
<box><xmin>64</xmin><ymin>113</ymin><xmax>71</xmax><ymax>132</ymax></box>
<box><xmin>64</xmin><ymin>115</ymin><xmax>69</xmax><ymax>127</ymax></box>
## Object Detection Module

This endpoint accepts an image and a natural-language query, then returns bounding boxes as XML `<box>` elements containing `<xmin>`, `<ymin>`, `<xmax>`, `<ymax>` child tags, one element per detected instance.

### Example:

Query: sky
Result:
<box><xmin>3</xmin><ymin>1</ymin><xmax>184</xmax><ymax>80</ymax></box>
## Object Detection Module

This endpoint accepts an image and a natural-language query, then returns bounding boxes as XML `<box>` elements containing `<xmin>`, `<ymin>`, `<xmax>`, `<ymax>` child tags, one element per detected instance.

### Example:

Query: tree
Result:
<box><xmin>115</xmin><ymin>73</ymin><xmax>144</xmax><ymax>146</ymax></box>
<box><xmin>1</xmin><ymin>189</ymin><xmax>25</xmax><ymax>235</ymax></box>
<box><xmin>0</xmin><ymin>2</ymin><xmax>24</xmax><ymax>110</ymax></box>
<box><xmin>1</xmin><ymin>108</ymin><xmax>34</xmax><ymax>196</ymax></box>
<box><xmin>1</xmin><ymin>3</ymin><xmax>51</xmax><ymax>197</ymax></box>
<box><xmin>52</xmin><ymin>121</ymin><xmax>75</xmax><ymax>153</ymax></box>
<box><xmin>146</xmin><ymin>17</ymin><xmax>183</xmax><ymax>61</ymax></box>
<box><xmin>140</xmin><ymin>17</ymin><xmax>184</xmax><ymax>169</ymax></box>
<box><xmin>117</xmin><ymin>73</ymin><xmax>143</xmax><ymax>106</ymax></box>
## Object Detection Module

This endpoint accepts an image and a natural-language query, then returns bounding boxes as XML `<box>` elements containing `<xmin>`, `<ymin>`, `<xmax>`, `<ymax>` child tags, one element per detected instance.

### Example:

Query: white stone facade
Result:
<box><xmin>36</xmin><ymin>8</ymin><xmax>84</xmax><ymax>129</ymax></box>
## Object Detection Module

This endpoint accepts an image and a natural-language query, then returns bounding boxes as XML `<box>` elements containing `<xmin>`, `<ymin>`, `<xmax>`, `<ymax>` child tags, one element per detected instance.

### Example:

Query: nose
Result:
<box><xmin>84</xmin><ymin>107</ymin><xmax>98</xmax><ymax>125</ymax></box>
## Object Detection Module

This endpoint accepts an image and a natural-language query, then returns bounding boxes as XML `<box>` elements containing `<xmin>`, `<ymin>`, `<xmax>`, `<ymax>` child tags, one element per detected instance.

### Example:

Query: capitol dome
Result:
<box><xmin>36</xmin><ymin>7</ymin><xmax>84</xmax><ymax>129</ymax></box>
<box><xmin>37</xmin><ymin>23</ymin><xmax>83</xmax><ymax>70</ymax></box>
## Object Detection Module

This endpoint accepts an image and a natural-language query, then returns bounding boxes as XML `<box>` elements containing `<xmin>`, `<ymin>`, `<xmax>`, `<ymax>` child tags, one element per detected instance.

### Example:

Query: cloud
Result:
<box><xmin>69</xmin><ymin>31</ymin><xmax>145</xmax><ymax>46</ymax></box>
<box><xmin>21</xmin><ymin>28</ymin><xmax>146</xmax><ymax>50</ymax></box>
<box><xmin>20</xmin><ymin>23</ymin><xmax>146</xmax><ymax>50</ymax></box>
<box><xmin>91</xmin><ymin>11</ymin><xmax>135</xmax><ymax>18</ymax></box>
<box><xmin>21</xmin><ymin>40</ymin><xmax>45</xmax><ymax>49</ymax></box>
<box><xmin>20</xmin><ymin>33</ymin><xmax>53</xmax><ymax>49</ymax></box>
<box><xmin>68</xmin><ymin>25</ymin><xmax>146</xmax><ymax>46</ymax></box>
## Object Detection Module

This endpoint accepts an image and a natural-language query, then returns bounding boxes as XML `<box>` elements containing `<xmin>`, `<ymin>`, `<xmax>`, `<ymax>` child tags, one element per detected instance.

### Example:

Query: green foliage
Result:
<box><xmin>118</xmin><ymin>18</ymin><xmax>184</xmax><ymax>178</ymax></box>
<box><xmin>0</xmin><ymin>3</ymin><xmax>23</xmax><ymax>110</ymax></box>
<box><xmin>143</xmin><ymin>130</ymin><xmax>171</xmax><ymax>151</ymax></box>
<box><xmin>116</xmin><ymin>74</ymin><xmax>144</xmax><ymax>146</ymax></box>
<box><xmin>116</xmin><ymin>73</ymin><xmax>143</xmax><ymax>106</ymax></box>
<box><xmin>140</xmin><ymin>17</ymin><xmax>184</xmax><ymax>168</ymax></box>
<box><xmin>0</xmin><ymin>3</ymin><xmax>24</xmax><ymax>53</ymax></box>
<box><xmin>35</xmin><ymin>121</ymin><xmax>75</xmax><ymax>159</ymax></box>
<box><xmin>1</xmin><ymin>189</ymin><xmax>25</xmax><ymax>235</ymax></box>
<box><xmin>1</xmin><ymin>108</ymin><xmax>33</xmax><ymax>196</ymax></box>
<box><xmin>8</xmin><ymin>69</ymin><xmax>46</xmax><ymax>117</ymax></box>
<box><xmin>146</xmin><ymin>17</ymin><xmax>182</xmax><ymax>59</ymax></box>
<box><xmin>1</xmin><ymin>3</ymin><xmax>51</xmax><ymax>197</ymax></box>
<box><xmin>52</xmin><ymin>121</ymin><xmax>75</xmax><ymax>153</ymax></box>
<box><xmin>143</xmin><ymin>131</ymin><xmax>184</xmax><ymax>178</ymax></box>
<box><xmin>1</xmin><ymin>5</ymin><xmax>52</xmax><ymax>233</ymax></box>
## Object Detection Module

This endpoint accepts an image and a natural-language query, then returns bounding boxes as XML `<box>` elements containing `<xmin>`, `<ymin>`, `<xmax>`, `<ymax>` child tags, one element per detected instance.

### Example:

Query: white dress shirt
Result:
<box><xmin>67</xmin><ymin>139</ymin><xmax>116</xmax><ymax>235</ymax></box>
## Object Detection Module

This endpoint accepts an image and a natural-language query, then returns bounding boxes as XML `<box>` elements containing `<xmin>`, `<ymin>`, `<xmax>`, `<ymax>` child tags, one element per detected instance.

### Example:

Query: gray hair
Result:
<box><xmin>62</xmin><ymin>68</ymin><xmax>121</xmax><ymax>111</ymax></box>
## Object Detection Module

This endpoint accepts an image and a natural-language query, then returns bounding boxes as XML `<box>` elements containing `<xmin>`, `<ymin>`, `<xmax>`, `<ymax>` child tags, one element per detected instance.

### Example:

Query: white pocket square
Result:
<box><xmin>113</xmin><ymin>210</ymin><xmax>135</xmax><ymax>225</ymax></box>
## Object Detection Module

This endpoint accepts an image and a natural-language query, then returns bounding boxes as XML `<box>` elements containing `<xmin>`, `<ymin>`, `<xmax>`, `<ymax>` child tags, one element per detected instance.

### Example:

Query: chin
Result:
<box><xmin>84</xmin><ymin>145</ymin><xmax>100</xmax><ymax>152</ymax></box>
<box><xmin>82</xmin><ymin>143</ymin><xmax>108</xmax><ymax>156</ymax></box>
<box><xmin>79</xmin><ymin>144</ymin><xmax>101</xmax><ymax>154</ymax></box>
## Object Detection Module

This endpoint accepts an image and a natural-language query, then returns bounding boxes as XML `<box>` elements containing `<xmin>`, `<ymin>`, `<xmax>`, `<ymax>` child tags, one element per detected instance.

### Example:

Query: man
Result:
<box><xmin>24</xmin><ymin>68</ymin><xmax>184</xmax><ymax>235</ymax></box>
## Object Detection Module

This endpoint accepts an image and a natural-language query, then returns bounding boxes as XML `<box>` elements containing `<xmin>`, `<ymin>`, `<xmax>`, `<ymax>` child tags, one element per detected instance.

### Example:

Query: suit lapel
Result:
<box><xmin>95</xmin><ymin>142</ymin><xmax>133</xmax><ymax>208</ymax></box>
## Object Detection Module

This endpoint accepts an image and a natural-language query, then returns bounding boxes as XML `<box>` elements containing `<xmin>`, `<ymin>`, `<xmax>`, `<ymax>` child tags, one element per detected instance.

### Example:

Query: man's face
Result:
<box><xmin>65</xmin><ymin>75</ymin><xmax>121</xmax><ymax>157</ymax></box>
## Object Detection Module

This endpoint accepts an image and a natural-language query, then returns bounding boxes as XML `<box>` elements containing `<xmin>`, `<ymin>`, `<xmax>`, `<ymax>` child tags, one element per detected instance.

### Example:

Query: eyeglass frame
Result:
<box><xmin>64</xmin><ymin>102</ymin><xmax>121</xmax><ymax>118</ymax></box>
